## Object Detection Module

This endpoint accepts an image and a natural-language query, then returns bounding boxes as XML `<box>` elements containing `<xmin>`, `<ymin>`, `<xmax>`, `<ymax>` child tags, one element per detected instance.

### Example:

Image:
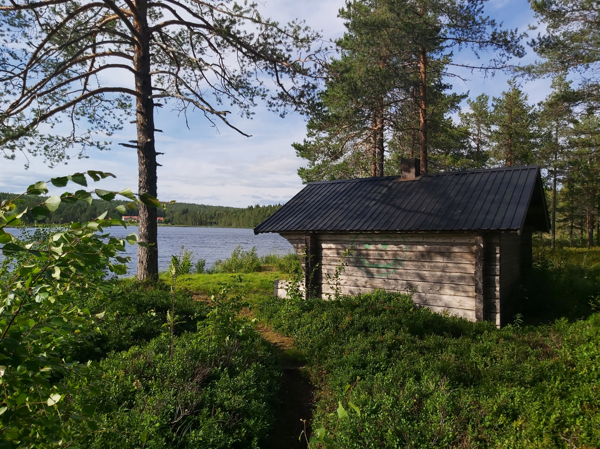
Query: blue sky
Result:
<box><xmin>0</xmin><ymin>0</ymin><xmax>552</xmax><ymax>207</ymax></box>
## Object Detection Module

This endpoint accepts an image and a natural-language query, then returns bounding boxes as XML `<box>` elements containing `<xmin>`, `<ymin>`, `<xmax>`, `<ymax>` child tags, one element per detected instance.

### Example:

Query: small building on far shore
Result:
<box><xmin>254</xmin><ymin>160</ymin><xmax>550</xmax><ymax>327</ymax></box>
<box><xmin>121</xmin><ymin>215</ymin><xmax>164</xmax><ymax>223</ymax></box>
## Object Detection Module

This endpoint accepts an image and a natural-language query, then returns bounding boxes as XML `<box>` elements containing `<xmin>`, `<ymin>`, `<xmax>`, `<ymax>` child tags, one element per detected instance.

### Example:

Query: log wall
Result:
<box><xmin>281</xmin><ymin>232</ymin><xmax>481</xmax><ymax>321</ymax></box>
<box><xmin>280</xmin><ymin>231</ymin><xmax>529</xmax><ymax>326</ymax></box>
<box><xmin>482</xmin><ymin>233</ymin><xmax>526</xmax><ymax>327</ymax></box>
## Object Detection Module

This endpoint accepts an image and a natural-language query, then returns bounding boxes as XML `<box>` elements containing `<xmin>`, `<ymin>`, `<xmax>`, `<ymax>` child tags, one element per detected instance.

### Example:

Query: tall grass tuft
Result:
<box><xmin>211</xmin><ymin>245</ymin><xmax>261</xmax><ymax>273</ymax></box>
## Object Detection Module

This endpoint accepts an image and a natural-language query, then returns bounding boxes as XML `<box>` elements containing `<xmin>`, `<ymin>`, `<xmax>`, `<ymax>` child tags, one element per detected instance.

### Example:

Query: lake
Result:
<box><xmin>7</xmin><ymin>227</ymin><xmax>293</xmax><ymax>275</ymax></box>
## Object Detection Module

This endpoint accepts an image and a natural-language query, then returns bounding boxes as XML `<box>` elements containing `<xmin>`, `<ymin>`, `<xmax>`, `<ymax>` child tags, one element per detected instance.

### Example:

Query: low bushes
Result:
<box><xmin>65</xmin><ymin>327</ymin><xmax>279</xmax><ymax>449</ymax></box>
<box><xmin>57</xmin><ymin>283</ymin><xmax>280</xmax><ymax>449</ymax></box>
<box><xmin>209</xmin><ymin>245</ymin><xmax>300</xmax><ymax>275</ymax></box>
<box><xmin>211</xmin><ymin>245</ymin><xmax>262</xmax><ymax>273</ymax></box>
<box><xmin>515</xmin><ymin>244</ymin><xmax>600</xmax><ymax>322</ymax></box>
<box><xmin>66</xmin><ymin>280</ymin><xmax>210</xmax><ymax>362</ymax></box>
<box><xmin>256</xmin><ymin>291</ymin><xmax>600</xmax><ymax>448</ymax></box>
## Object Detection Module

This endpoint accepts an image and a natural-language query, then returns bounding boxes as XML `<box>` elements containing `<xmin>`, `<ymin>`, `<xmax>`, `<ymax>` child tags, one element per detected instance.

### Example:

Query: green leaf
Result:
<box><xmin>309</xmin><ymin>428</ymin><xmax>327</xmax><ymax>443</ymax></box>
<box><xmin>31</xmin><ymin>205</ymin><xmax>50</xmax><ymax>221</ymax></box>
<box><xmin>44</xmin><ymin>195</ymin><xmax>61</xmax><ymax>212</ymax></box>
<box><xmin>110</xmin><ymin>264</ymin><xmax>127</xmax><ymax>275</ymax></box>
<box><xmin>60</xmin><ymin>192</ymin><xmax>78</xmax><ymax>204</ymax></box>
<box><xmin>97</xmin><ymin>211</ymin><xmax>108</xmax><ymax>221</ymax></box>
<box><xmin>2</xmin><ymin>243</ymin><xmax>25</xmax><ymax>255</ymax></box>
<box><xmin>348</xmin><ymin>401</ymin><xmax>361</xmax><ymax>417</ymax></box>
<box><xmin>50</xmin><ymin>176</ymin><xmax>69</xmax><ymax>187</ymax></box>
<box><xmin>95</xmin><ymin>189</ymin><xmax>116</xmax><ymax>201</ymax></box>
<box><xmin>116</xmin><ymin>205</ymin><xmax>127</xmax><ymax>214</ymax></box>
<box><xmin>95</xmin><ymin>311</ymin><xmax>106</xmax><ymax>319</ymax></box>
<box><xmin>125</xmin><ymin>233</ymin><xmax>138</xmax><ymax>245</ymax></box>
<box><xmin>81</xmin><ymin>404</ymin><xmax>96</xmax><ymax>417</ymax></box>
<box><xmin>0</xmin><ymin>231</ymin><xmax>12</xmax><ymax>244</ymax></box>
<box><xmin>141</xmin><ymin>430</ymin><xmax>148</xmax><ymax>444</ymax></box>
<box><xmin>27</xmin><ymin>181</ymin><xmax>48</xmax><ymax>195</ymax></box>
<box><xmin>74</xmin><ymin>190</ymin><xmax>93</xmax><ymax>205</ymax></box>
<box><xmin>337</xmin><ymin>401</ymin><xmax>348</xmax><ymax>419</ymax></box>
<box><xmin>69</xmin><ymin>173</ymin><xmax>88</xmax><ymax>186</ymax></box>
<box><xmin>88</xmin><ymin>170</ymin><xmax>116</xmax><ymax>181</ymax></box>
<box><xmin>47</xmin><ymin>394</ymin><xmax>61</xmax><ymax>406</ymax></box>
<box><xmin>0</xmin><ymin>407</ymin><xmax>7</xmax><ymax>416</ymax></box>
<box><xmin>52</xmin><ymin>266</ymin><xmax>61</xmax><ymax>279</ymax></box>
<box><xmin>140</xmin><ymin>193</ymin><xmax>161</xmax><ymax>208</ymax></box>
<box><xmin>119</xmin><ymin>187</ymin><xmax>136</xmax><ymax>201</ymax></box>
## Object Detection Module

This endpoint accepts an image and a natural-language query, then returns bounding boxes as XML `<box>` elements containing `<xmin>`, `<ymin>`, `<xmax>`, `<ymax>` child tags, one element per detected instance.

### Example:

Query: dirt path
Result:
<box><xmin>242</xmin><ymin>309</ymin><xmax>315</xmax><ymax>449</ymax></box>
<box><xmin>193</xmin><ymin>295</ymin><xmax>316</xmax><ymax>447</ymax></box>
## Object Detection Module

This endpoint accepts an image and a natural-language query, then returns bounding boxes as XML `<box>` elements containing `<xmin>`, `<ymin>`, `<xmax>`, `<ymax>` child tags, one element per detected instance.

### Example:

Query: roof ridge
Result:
<box><xmin>306</xmin><ymin>166</ymin><xmax>540</xmax><ymax>185</ymax></box>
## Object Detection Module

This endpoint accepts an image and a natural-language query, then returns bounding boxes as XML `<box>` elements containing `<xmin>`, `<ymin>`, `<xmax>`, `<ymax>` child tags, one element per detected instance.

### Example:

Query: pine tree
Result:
<box><xmin>491</xmin><ymin>80</ymin><xmax>538</xmax><ymax>167</ymax></box>
<box><xmin>459</xmin><ymin>94</ymin><xmax>492</xmax><ymax>168</ymax></box>
<box><xmin>568</xmin><ymin>114</ymin><xmax>600</xmax><ymax>248</ymax></box>
<box><xmin>0</xmin><ymin>0</ymin><xmax>321</xmax><ymax>280</ymax></box>
<box><xmin>529</xmin><ymin>0</ymin><xmax>600</xmax><ymax>107</ymax></box>
<box><xmin>295</xmin><ymin>0</ymin><xmax>524</xmax><ymax>181</ymax></box>
<box><xmin>538</xmin><ymin>75</ymin><xmax>576</xmax><ymax>248</ymax></box>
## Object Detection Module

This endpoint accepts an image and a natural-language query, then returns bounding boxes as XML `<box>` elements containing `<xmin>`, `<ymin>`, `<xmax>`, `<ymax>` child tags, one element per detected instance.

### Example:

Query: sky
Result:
<box><xmin>0</xmin><ymin>0</ymin><xmax>553</xmax><ymax>207</ymax></box>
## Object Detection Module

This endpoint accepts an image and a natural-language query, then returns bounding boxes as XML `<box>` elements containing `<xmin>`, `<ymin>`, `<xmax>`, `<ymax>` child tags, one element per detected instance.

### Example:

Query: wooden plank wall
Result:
<box><xmin>282</xmin><ymin>232</ymin><xmax>480</xmax><ymax>321</ymax></box>
<box><xmin>483</xmin><ymin>234</ymin><xmax>501</xmax><ymax>327</ymax></box>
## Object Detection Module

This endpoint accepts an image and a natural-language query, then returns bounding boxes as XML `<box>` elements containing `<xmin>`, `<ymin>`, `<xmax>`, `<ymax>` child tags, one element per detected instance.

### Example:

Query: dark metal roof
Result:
<box><xmin>254</xmin><ymin>166</ymin><xmax>550</xmax><ymax>234</ymax></box>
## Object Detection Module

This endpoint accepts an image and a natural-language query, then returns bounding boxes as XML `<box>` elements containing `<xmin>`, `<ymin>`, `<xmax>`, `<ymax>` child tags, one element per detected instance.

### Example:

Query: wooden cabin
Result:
<box><xmin>254</xmin><ymin>160</ymin><xmax>550</xmax><ymax>327</ymax></box>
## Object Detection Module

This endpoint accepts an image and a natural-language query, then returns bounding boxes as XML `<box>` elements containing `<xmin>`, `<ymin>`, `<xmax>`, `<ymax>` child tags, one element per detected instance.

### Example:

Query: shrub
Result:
<box><xmin>66</xmin><ymin>313</ymin><xmax>279</xmax><ymax>448</ymax></box>
<box><xmin>195</xmin><ymin>258</ymin><xmax>206</xmax><ymax>273</ymax></box>
<box><xmin>256</xmin><ymin>292</ymin><xmax>600</xmax><ymax>448</ymax></box>
<box><xmin>514</xmin><ymin>245</ymin><xmax>600</xmax><ymax>323</ymax></box>
<box><xmin>66</xmin><ymin>281</ymin><xmax>209</xmax><ymax>362</ymax></box>
<box><xmin>211</xmin><ymin>245</ymin><xmax>261</xmax><ymax>273</ymax></box>
<box><xmin>261</xmin><ymin>252</ymin><xmax>301</xmax><ymax>275</ymax></box>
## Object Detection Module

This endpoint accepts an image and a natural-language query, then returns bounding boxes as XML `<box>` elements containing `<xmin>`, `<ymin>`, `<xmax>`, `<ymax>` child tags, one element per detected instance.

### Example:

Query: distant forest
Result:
<box><xmin>0</xmin><ymin>192</ymin><xmax>281</xmax><ymax>228</ymax></box>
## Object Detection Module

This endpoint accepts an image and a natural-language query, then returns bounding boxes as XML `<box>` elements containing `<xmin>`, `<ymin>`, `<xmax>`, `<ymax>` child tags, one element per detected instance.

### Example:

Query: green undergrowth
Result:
<box><xmin>255</xmin><ymin>291</ymin><xmax>600</xmax><ymax>448</ymax></box>
<box><xmin>65</xmin><ymin>319</ymin><xmax>279</xmax><ymax>448</ymax></box>
<box><xmin>517</xmin><ymin>245</ymin><xmax>600</xmax><ymax>323</ymax></box>
<box><xmin>209</xmin><ymin>247</ymin><xmax>300</xmax><ymax>275</ymax></box>
<box><xmin>66</xmin><ymin>280</ymin><xmax>210</xmax><ymax>362</ymax></box>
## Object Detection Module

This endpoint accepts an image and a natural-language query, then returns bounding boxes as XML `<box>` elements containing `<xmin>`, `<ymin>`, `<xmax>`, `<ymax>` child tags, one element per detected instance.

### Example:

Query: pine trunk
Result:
<box><xmin>587</xmin><ymin>207</ymin><xmax>594</xmax><ymax>249</ymax></box>
<box><xmin>134</xmin><ymin>0</ymin><xmax>158</xmax><ymax>281</ymax></box>
<box><xmin>371</xmin><ymin>110</ymin><xmax>377</xmax><ymax>177</ymax></box>
<box><xmin>551</xmin><ymin>153</ymin><xmax>557</xmax><ymax>250</ymax></box>
<box><xmin>419</xmin><ymin>47</ymin><xmax>427</xmax><ymax>173</ymax></box>
<box><xmin>375</xmin><ymin>98</ymin><xmax>385</xmax><ymax>176</ymax></box>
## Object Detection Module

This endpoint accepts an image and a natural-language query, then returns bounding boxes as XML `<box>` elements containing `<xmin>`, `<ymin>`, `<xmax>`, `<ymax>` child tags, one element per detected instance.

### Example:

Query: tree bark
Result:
<box><xmin>134</xmin><ymin>0</ymin><xmax>158</xmax><ymax>281</ymax></box>
<box><xmin>375</xmin><ymin>97</ymin><xmax>385</xmax><ymax>176</ymax></box>
<box><xmin>419</xmin><ymin>46</ymin><xmax>428</xmax><ymax>173</ymax></box>
<box><xmin>551</xmin><ymin>151</ymin><xmax>557</xmax><ymax>250</ymax></box>
<box><xmin>587</xmin><ymin>207</ymin><xmax>594</xmax><ymax>249</ymax></box>
<box><xmin>371</xmin><ymin>110</ymin><xmax>377</xmax><ymax>177</ymax></box>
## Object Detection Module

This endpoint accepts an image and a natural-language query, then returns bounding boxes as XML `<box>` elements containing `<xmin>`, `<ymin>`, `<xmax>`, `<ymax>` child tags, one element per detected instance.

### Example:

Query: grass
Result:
<box><xmin>515</xmin><ymin>243</ymin><xmax>600</xmax><ymax>323</ymax></box>
<box><xmin>157</xmin><ymin>246</ymin><xmax>300</xmax><ymax>302</ymax></box>
<box><xmin>170</xmin><ymin>271</ymin><xmax>284</xmax><ymax>302</ymax></box>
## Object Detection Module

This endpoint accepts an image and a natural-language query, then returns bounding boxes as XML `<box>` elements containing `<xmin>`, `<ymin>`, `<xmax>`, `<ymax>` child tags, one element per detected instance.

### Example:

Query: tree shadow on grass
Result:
<box><xmin>515</xmin><ymin>250</ymin><xmax>600</xmax><ymax>325</ymax></box>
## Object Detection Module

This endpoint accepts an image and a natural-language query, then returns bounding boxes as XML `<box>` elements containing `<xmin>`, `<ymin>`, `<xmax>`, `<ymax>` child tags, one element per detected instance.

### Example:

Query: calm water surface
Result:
<box><xmin>9</xmin><ymin>226</ymin><xmax>292</xmax><ymax>275</ymax></box>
